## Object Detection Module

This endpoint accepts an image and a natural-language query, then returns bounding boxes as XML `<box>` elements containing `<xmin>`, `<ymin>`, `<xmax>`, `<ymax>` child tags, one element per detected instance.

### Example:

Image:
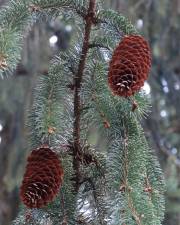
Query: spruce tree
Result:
<box><xmin>0</xmin><ymin>0</ymin><xmax>165</xmax><ymax>224</ymax></box>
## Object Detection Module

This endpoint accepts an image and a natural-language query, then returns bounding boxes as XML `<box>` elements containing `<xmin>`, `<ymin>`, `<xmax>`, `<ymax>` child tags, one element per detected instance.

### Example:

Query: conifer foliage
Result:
<box><xmin>0</xmin><ymin>0</ymin><xmax>165</xmax><ymax>224</ymax></box>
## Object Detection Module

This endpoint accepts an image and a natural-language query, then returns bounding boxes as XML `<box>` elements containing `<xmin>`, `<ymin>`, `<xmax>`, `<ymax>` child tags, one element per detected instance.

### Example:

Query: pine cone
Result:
<box><xmin>108</xmin><ymin>35</ymin><xmax>151</xmax><ymax>97</ymax></box>
<box><xmin>20</xmin><ymin>147</ymin><xmax>64</xmax><ymax>208</ymax></box>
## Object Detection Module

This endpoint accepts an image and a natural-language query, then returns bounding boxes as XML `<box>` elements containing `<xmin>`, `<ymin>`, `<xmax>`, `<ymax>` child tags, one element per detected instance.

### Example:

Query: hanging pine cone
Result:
<box><xmin>108</xmin><ymin>35</ymin><xmax>151</xmax><ymax>97</ymax></box>
<box><xmin>20</xmin><ymin>146</ymin><xmax>64</xmax><ymax>208</ymax></box>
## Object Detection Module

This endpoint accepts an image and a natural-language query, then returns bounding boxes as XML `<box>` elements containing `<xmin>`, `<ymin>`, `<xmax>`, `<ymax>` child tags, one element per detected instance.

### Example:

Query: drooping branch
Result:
<box><xmin>72</xmin><ymin>0</ymin><xmax>96</xmax><ymax>192</ymax></box>
<box><xmin>121</xmin><ymin>129</ymin><xmax>143</xmax><ymax>225</ymax></box>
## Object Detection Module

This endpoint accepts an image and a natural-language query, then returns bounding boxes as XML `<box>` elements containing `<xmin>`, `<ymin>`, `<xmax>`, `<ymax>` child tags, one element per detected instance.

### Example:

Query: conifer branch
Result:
<box><xmin>123</xmin><ymin>130</ymin><xmax>143</xmax><ymax>225</ymax></box>
<box><xmin>73</xmin><ymin>0</ymin><xmax>96</xmax><ymax>192</ymax></box>
<box><xmin>1</xmin><ymin>0</ymin><xmax>165</xmax><ymax>223</ymax></box>
<box><xmin>29</xmin><ymin>2</ymin><xmax>86</xmax><ymax>18</ymax></box>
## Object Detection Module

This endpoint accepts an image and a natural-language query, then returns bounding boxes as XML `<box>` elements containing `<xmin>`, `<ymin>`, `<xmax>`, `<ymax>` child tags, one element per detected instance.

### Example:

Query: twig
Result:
<box><xmin>88</xmin><ymin>43</ymin><xmax>111</xmax><ymax>50</ymax></box>
<box><xmin>73</xmin><ymin>0</ymin><xmax>96</xmax><ymax>192</ymax></box>
<box><xmin>29</xmin><ymin>3</ymin><xmax>86</xmax><ymax>19</ymax></box>
<box><xmin>121</xmin><ymin>129</ymin><xmax>143</xmax><ymax>225</ymax></box>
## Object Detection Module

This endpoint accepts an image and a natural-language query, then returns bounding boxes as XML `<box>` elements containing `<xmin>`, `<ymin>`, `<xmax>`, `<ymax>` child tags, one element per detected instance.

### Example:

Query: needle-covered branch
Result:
<box><xmin>0</xmin><ymin>0</ymin><xmax>165</xmax><ymax>224</ymax></box>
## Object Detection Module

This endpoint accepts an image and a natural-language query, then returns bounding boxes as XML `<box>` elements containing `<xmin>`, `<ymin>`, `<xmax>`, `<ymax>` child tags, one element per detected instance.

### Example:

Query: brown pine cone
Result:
<box><xmin>108</xmin><ymin>35</ymin><xmax>151</xmax><ymax>97</ymax></box>
<box><xmin>20</xmin><ymin>146</ymin><xmax>64</xmax><ymax>208</ymax></box>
